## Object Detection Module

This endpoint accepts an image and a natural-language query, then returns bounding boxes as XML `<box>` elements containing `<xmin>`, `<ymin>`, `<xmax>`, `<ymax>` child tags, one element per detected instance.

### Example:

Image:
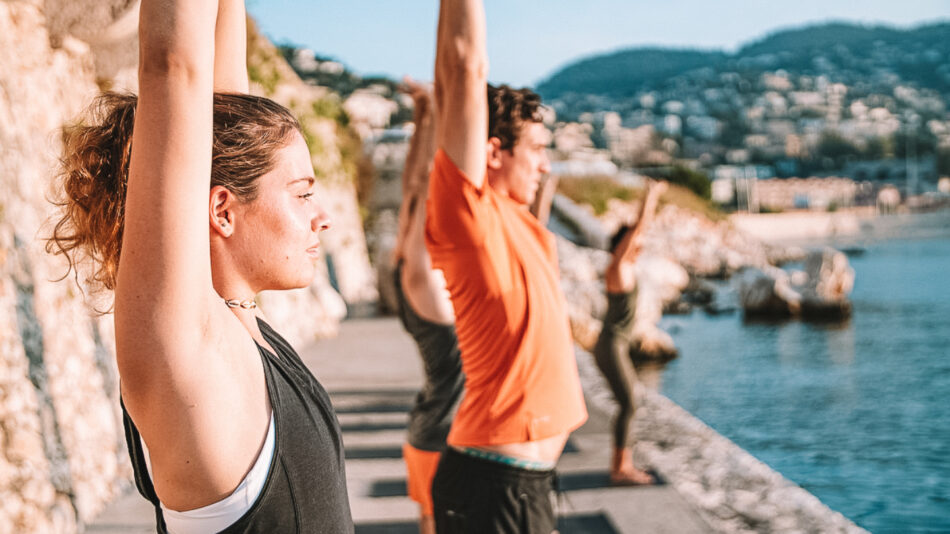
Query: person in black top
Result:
<box><xmin>391</xmin><ymin>78</ymin><xmax>465</xmax><ymax>534</ymax></box>
<box><xmin>47</xmin><ymin>0</ymin><xmax>352</xmax><ymax>531</ymax></box>
<box><xmin>593</xmin><ymin>179</ymin><xmax>666</xmax><ymax>486</ymax></box>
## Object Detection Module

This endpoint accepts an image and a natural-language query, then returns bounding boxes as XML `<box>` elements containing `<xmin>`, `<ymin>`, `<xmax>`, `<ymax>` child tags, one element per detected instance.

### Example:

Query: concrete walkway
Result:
<box><xmin>89</xmin><ymin>317</ymin><xmax>710</xmax><ymax>533</ymax></box>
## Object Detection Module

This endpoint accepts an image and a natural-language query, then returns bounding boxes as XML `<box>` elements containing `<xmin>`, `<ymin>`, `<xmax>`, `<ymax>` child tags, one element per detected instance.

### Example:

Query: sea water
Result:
<box><xmin>658</xmin><ymin>236</ymin><xmax>950</xmax><ymax>533</ymax></box>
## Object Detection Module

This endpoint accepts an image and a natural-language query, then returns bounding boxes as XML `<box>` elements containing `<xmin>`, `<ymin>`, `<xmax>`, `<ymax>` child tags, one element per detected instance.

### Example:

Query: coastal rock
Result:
<box><xmin>800</xmin><ymin>247</ymin><xmax>854</xmax><ymax>316</ymax></box>
<box><xmin>737</xmin><ymin>267</ymin><xmax>799</xmax><ymax>317</ymax></box>
<box><xmin>367</xmin><ymin>209</ymin><xmax>400</xmax><ymax>314</ymax></box>
<box><xmin>738</xmin><ymin>248</ymin><xmax>853</xmax><ymax>319</ymax></box>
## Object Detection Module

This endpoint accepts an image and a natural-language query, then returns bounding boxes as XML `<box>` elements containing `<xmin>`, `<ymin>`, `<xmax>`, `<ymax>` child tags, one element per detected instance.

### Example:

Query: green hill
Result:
<box><xmin>537</xmin><ymin>21</ymin><xmax>950</xmax><ymax>101</ymax></box>
<box><xmin>537</xmin><ymin>48</ymin><xmax>725</xmax><ymax>99</ymax></box>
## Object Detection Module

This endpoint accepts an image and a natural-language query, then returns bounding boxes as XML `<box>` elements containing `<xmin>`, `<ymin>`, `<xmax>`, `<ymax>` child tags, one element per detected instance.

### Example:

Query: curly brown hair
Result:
<box><xmin>487</xmin><ymin>84</ymin><xmax>544</xmax><ymax>151</ymax></box>
<box><xmin>47</xmin><ymin>91</ymin><xmax>302</xmax><ymax>294</ymax></box>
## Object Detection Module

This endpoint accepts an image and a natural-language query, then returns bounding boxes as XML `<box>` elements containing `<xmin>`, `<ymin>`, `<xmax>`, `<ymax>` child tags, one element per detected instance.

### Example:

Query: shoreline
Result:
<box><xmin>574</xmin><ymin>346</ymin><xmax>869</xmax><ymax>533</ymax></box>
<box><xmin>730</xmin><ymin>207</ymin><xmax>950</xmax><ymax>247</ymax></box>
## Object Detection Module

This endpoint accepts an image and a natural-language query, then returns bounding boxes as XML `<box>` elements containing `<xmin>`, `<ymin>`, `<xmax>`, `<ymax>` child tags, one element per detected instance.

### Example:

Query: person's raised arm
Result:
<box><xmin>394</xmin><ymin>78</ymin><xmax>437</xmax><ymax>265</ymax></box>
<box><xmin>213</xmin><ymin>0</ymin><xmax>249</xmax><ymax>93</ymax></box>
<box><xmin>435</xmin><ymin>0</ymin><xmax>487</xmax><ymax>187</ymax></box>
<box><xmin>397</xmin><ymin>78</ymin><xmax>455</xmax><ymax>324</ymax></box>
<box><xmin>403</xmin><ymin>79</ymin><xmax>437</xmax><ymax>200</ymax></box>
<box><xmin>115</xmin><ymin>0</ymin><xmax>218</xmax><ymax>389</ymax></box>
<box><xmin>614</xmin><ymin>180</ymin><xmax>667</xmax><ymax>264</ymax></box>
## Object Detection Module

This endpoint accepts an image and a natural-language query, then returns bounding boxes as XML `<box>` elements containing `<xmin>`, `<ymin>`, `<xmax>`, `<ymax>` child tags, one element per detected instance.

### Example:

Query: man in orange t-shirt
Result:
<box><xmin>425</xmin><ymin>1</ymin><xmax>587</xmax><ymax>532</ymax></box>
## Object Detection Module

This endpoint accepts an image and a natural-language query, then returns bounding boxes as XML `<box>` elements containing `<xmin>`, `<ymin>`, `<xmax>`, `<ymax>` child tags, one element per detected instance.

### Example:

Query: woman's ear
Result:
<box><xmin>209</xmin><ymin>186</ymin><xmax>236</xmax><ymax>238</ymax></box>
<box><xmin>486</xmin><ymin>137</ymin><xmax>503</xmax><ymax>170</ymax></box>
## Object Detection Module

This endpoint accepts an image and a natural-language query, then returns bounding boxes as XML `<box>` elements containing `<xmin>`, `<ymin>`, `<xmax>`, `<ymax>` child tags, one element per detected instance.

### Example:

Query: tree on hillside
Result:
<box><xmin>863</xmin><ymin>136</ymin><xmax>894</xmax><ymax>160</ymax></box>
<box><xmin>815</xmin><ymin>131</ymin><xmax>861</xmax><ymax>168</ymax></box>
<box><xmin>668</xmin><ymin>166</ymin><xmax>711</xmax><ymax>200</ymax></box>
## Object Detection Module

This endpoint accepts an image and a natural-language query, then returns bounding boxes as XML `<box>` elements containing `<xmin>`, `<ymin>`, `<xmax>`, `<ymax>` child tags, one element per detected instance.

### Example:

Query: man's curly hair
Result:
<box><xmin>487</xmin><ymin>84</ymin><xmax>544</xmax><ymax>151</ymax></box>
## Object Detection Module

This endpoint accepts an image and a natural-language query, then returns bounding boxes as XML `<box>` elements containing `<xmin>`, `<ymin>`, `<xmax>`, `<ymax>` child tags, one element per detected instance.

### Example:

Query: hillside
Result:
<box><xmin>538</xmin><ymin>22</ymin><xmax>950</xmax><ymax>101</ymax></box>
<box><xmin>534</xmin><ymin>21</ymin><xmax>950</xmax><ymax>178</ymax></box>
<box><xmin>537</xmin><ymin>48</ymin><xmax>725</xmax><ymax>99</ymax></box>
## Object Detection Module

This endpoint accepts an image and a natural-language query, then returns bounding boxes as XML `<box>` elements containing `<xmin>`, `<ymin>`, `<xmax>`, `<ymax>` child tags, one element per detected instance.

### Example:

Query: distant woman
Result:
<box><xmin>594</xmin><ymin>180</ymin><xmax>666</xmax><ymax>486</ymax></box>
<box><xmin>391</xmin><ymin>78</ymin><xmax>465</xmax><ymax>534</ymax></box>
<box><xmin>47</xmin><ymin>0</ymin><xmax>353</xmax><ymax>531</ymax></box>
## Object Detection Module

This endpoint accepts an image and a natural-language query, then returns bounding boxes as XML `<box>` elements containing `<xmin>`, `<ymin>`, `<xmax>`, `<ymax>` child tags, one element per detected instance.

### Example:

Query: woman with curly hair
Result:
<box><xmin>47</xmin><ymin>0</ymin><xmax>353</xmax><ymax>531</ymax></box>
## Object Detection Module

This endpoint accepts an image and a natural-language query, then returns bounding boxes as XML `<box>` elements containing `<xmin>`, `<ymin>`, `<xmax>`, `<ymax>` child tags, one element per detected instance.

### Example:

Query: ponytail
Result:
<box><xmin>47</xmin><ymin>92</ymin><xmax>137</xmax><ymax>293</ymax></box>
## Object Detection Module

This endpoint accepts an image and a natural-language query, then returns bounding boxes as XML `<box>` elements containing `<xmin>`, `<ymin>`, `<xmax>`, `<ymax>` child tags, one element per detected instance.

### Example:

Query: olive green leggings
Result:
<box><xmin>592</xmin><ymin>335</ymin><xmax>639</xmax><ymax>450</ymax></box>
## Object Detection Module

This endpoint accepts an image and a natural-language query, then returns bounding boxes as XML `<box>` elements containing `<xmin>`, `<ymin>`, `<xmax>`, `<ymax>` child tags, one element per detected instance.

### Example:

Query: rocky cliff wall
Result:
<box><xmin>0</xmin><ymin>3</ymin><xmax>375</xmax><ymax>532</ymax></box>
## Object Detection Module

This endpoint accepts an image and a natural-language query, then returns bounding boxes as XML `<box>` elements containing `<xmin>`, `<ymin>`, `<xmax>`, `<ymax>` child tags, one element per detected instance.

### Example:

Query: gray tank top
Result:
<box><xmin>393</xmin><ymin>262</ymin><xmax>465</xmax><ymax>452</ymax></box>
<box><xmin>121</xmin><ymin>318</ymin><xmax>354</xmax><ymax>533</ymax></box>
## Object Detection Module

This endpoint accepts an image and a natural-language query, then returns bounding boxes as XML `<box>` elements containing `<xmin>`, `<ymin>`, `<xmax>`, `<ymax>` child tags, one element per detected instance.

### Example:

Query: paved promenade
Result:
<box><xmin>89</xmin><ymin>317</ymin><xmax>710</xmax><ymax>534</ymax></box>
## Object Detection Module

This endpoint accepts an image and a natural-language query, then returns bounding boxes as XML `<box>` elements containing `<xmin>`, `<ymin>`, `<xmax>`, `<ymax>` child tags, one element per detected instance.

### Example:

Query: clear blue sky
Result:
<box><xmin>247</xmin><ymin>1</ymin><xmax>949</xmax><ymax>87</ymax></box>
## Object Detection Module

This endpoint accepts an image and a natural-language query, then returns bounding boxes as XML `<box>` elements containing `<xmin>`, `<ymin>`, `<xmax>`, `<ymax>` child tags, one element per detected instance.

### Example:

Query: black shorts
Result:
<box><xmin>431</xmin><ymin>448</ymin><xmax>556</xmax><ymax>534</ymax></box>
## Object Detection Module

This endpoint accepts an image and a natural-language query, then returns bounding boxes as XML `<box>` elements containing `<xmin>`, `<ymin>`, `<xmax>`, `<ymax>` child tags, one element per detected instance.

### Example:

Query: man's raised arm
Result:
<box><xmin>435</xmin><ymin>0</ymin><xmax>488</xmax><ymax>187</ymax></box>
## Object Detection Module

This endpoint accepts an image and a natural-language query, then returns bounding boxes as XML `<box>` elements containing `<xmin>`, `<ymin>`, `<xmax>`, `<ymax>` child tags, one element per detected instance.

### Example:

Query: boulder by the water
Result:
<box><xmin>738</xmin><ymin>248</ymin><xmax>854</xmax><ymax>320</ymax></box>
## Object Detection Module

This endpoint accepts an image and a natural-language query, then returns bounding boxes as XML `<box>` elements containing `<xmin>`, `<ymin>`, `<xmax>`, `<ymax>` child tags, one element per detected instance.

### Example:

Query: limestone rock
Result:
<box><xmin>367</xmin><ymin>209</ymin><xmax>400</xmax><ymax>315</ymax></box>
<box><xmin>738</xmin><ymin>248</ymin><xmax>853</xmax><ymax>320</ymax></box>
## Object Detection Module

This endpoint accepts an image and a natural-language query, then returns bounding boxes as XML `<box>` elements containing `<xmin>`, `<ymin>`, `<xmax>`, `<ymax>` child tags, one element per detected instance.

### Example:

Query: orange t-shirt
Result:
<box><xmin>425</xmin><ymin>149</ymin><xmax>587</xmax><ymax>447</ymax></box>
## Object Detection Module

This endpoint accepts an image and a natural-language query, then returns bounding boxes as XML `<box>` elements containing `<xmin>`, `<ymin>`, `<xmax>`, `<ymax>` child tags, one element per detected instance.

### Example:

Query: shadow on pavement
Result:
<box><xmin>355</xmin><ymin>513</ymin><xmax>620</xmax><ymax>534</ymax></box>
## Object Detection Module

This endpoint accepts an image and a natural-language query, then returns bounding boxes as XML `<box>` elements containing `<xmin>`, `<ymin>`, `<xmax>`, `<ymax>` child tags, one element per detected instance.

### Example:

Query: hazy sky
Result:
<box><xmin>247</xmin><ymin>1</ymin><xmax>949</xmax><ymax>87</ymax></box>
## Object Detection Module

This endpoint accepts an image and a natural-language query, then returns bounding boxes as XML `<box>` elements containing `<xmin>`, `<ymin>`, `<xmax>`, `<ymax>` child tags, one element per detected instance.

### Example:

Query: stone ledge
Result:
<box><xmin>575</xmin><ymin>345</ymin><xmax>868</xmax><ymax>534</ymax></box>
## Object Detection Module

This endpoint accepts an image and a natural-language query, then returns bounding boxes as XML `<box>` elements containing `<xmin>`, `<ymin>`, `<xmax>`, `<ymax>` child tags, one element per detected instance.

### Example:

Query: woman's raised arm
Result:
<box><xmin>115</xmin><ymin>0</ymin><xmax>219</xmax><ymax>390</ymax></box>
<box><xmin>394</xmin><ymin>78</ymin><xmax>437</xmax><ymax>265</ymax></box>
<box><xmin>214</xmin><ymin>0</ymin><xmax>249</xmax><ymax>93</ymax></box>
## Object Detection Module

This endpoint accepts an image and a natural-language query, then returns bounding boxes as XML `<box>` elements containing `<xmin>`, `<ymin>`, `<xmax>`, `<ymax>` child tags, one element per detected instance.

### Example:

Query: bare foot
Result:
<box><xmin>610</xmin><ymin>467</ymin><xmax>655</xmax><ymax>486</ymax></box>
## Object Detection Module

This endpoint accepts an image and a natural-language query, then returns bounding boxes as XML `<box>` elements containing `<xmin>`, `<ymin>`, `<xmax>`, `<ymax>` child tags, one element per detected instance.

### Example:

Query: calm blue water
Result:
<box><xmin>658</xmin><ymin>236</ymin><xmax>950</xmax><ymax>533</ymax></box>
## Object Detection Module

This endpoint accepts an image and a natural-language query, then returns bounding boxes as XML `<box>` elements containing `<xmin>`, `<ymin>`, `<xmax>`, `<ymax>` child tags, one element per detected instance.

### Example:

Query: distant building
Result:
<box><xmin>658</xmin><ymin>114</ymin><xmax>682</xmax><ymax>136</ymax></box>
<box><xmin>344</xmin><ymin>89</ymin><xmax>399</xmax><ymax>138</ymax></box>
<box><xmin>713</xmin><ymin>165</ymin><xmax>777</xmax><ymax>209</ymax></box>
<box><xmin>714</xmin><ymin>165</ymin><xmax>775</xmax><ymax>181</ymax></box>
<box><xmin>761</xmin><ymin>72</ymin><xmax>792</xmax><ymax>92</ymax></box>
<box><xmin>662</xmin><ymin>100</ymin><xmax>685</xmax><ymax>115</ymax></box>
<box><xmin>290</xmin><ymin>48</ymin><xmax>345</xmax><ymax>75</ymax></box>
<box><xmin>553</xmin><ymin>122</ymin><xmax>594</xmax><ymax>153</ymax></box>
<box><xmin>604</xmin><ymin>123</ymin><xmax>658</xmax><ymax>166</ymax></box>
<box><xmin>754</xmin><ymin>177</ymin><xmax>858</xmax><ymax>211</ymax></box>
<box><xmin>292</xmin><ymin>49</ymin><xmax>319</xmax><ymax>72</ymax></box>
<box><xmin>551</xmin><ymin>149</ymin><xmax>619</xmax><ymax>177</ymax></box>
<box><xmin>711</xmin><ymin>177</ymin><xmax>736</xmax><ymax>204</ymax></box>
<box><xmin>685</xmin><ymin>115</ymin><xmax>721</xmax><ymax>141</ymax></box>
<box><xmin>843</xmin><ymin>156</ymin><xmax>938</xmax><ymax>193</ymax></box>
